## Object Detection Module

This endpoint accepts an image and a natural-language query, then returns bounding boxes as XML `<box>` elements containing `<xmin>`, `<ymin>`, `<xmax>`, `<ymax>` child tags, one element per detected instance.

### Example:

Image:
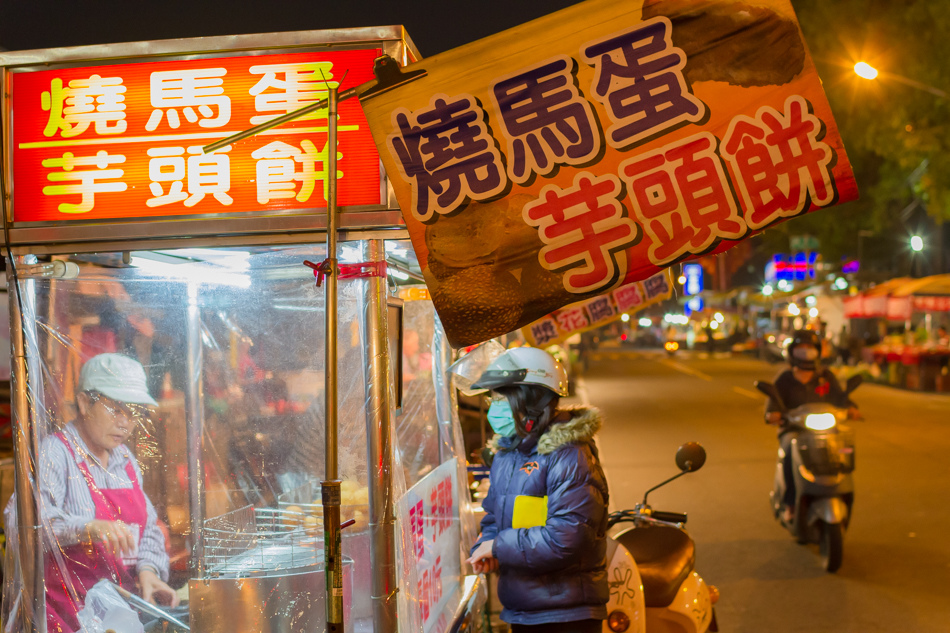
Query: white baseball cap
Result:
<box><xmin>79</xmin><ymin>353</ymin><xmax>158</xmax><ymax>406</ymax></box>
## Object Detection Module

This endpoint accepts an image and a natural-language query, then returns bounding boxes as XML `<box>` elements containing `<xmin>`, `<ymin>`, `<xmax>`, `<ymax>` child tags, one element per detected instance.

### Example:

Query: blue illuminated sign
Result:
<box><xmin>684</xmin><ymin>263</ymin><xmax>703</xmax><ymax>296</ymax></box>
<box><xmin>685</xmin><ymin>296</ymin><xmax>704</xmax><ymax>315</ymax></box>
<box><xmin>765</xmin><ymin>252</ymin><xmax>817</xmax><ymax>283</ymax></box>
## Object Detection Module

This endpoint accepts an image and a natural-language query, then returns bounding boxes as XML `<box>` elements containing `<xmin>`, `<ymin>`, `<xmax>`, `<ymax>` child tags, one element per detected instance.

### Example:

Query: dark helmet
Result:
<box><xmin>787</xmin><ymin>329</ymin><xmax>822</xmax><ymax>370</ymax></box>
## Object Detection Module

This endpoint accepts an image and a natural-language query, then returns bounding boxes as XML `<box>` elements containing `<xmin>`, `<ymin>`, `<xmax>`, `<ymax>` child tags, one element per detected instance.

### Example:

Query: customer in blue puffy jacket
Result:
<box><xmin>466</xmin><ymin>347</ymin><xmax>609</xmax><ymax>633</ymax></box>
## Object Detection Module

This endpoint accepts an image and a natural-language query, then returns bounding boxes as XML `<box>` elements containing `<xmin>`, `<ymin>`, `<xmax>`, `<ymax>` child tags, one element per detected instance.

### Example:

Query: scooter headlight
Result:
<box><xmin>664</xmin><ymin>341</ymin><xmax>679</xmax><ymax>352</ymax></box>
<box><xmin>804</xmin><ymin>413</ymin><xmax>836</xmax><ymax>431</ymax></box>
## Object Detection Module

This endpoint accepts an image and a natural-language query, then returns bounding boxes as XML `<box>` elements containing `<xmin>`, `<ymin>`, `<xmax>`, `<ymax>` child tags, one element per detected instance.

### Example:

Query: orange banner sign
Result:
<box><xmin>360</xmin><ymin>0</ymin><xmax>858</xmax><ymax>348</ymax></box>
<box><xmin>522</xmin><ymin>271</ymin><xmax>674</xmax><ymax>348</ymax></box>
<box><xmin>11</xmin><ymin>48</ymin><xmax>382</xmax><ymax>222</ymax></box>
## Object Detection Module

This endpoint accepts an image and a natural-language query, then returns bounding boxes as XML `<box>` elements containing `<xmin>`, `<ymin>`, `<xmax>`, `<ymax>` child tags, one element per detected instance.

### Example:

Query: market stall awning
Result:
<box><xmin>889</xmin><ymin>274</ymin><xmax>950</xmax><ymax>297</ymax></box>
<box><xmin>844</xmin><ymin>275</ymin><xmax>950</xmax><ymax>319</ymax></box>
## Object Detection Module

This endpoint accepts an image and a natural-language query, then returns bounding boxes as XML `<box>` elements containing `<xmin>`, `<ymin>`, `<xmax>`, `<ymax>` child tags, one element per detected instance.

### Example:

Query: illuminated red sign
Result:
<box><xmin>11</xmin><ymin>48</ymin><xmax>382</xmax><ymax>222</ymax></box>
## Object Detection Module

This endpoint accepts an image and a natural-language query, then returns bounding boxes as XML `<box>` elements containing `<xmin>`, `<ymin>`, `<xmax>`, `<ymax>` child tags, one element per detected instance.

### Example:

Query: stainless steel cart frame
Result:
<box><xmin>0</xmin><ymin>27</ymin><xmax>423</xmax><ymax>633</ymax></box>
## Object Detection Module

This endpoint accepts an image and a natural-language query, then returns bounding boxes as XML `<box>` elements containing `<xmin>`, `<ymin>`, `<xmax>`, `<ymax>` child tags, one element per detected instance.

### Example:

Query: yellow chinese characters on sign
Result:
<box><xmin>521</xmin><ymin>271</ymin><xmax>673</xmax><ymax>348</ymax></box>
<box><xmin>359</xmin><ymin>0</ymin><xmax>857</xmax><ymax>348</ymax></box>
<box><xmin>12</xmin><ymin>49</ymin><xmax>382</xmax><ymax>222</ymax></box>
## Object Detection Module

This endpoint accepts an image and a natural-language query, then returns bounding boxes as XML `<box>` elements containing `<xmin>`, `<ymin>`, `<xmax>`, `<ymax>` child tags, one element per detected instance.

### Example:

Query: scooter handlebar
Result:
<box><xmin>650</xmin><ymin>510</ymin><xmax>687</xmax><ymax>524</ymax></box>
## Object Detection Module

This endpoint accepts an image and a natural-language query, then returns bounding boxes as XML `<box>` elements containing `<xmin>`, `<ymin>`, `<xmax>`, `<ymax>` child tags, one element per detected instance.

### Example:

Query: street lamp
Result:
<box><xmin>853</xmin><ymin>61</ymin><xmax>947</xmax><ymax>99</ymax></box>
<box><xmin>854</xmin><ymin>62</ymin><xmax>878</xmax><ymax>80</ymax></box>
<box><xmin>854</xmin><ymin>65</ymin><xmax>946</xmax><ymax>274</ymax></box>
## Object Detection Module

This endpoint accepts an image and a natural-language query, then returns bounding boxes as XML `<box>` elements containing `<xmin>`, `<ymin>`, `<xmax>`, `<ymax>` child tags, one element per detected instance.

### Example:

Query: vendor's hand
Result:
<box><xmin>138</xmin><ymin>568</ymin><xmax>180</xmax><ymax>607</ymax></box>
<box><xmin>847</xmin><ymin>406</ymin><xmax>863</xmax><ymax>420</ymax></box>
<box><xmin>766</xmin><ymin>411</ymin><xmax>784</xmax><ymax>426</ymax></box>
<box><xmin>83</xmin><ymin>520</ymin><xmax>136</xmax><ymax>556</ymax></box>
<box><xmin>466</xmin><ymin>539</ymin><xmax>498</xmax><ymax>574</ymax></box>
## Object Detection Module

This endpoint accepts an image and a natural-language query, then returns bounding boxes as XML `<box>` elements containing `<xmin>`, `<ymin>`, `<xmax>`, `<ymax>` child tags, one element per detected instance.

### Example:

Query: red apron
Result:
<box><xmin>45</xmin><ymin>433</ymin><xmax>148</xmax><ymax>633</ymax></box>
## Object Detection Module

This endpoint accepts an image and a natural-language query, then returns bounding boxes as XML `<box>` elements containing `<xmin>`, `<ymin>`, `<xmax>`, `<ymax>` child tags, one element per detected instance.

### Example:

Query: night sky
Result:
<box><xmin>0</xmin><ymin>0</ymin><xmax>586</xmax><ymax>57</ymax></box>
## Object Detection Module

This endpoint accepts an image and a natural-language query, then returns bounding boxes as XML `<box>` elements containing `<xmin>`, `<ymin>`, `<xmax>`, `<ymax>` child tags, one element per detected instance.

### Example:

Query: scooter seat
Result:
<box><xmin>615</xmin><ymin>524</ymin><xmax>696</xmax><ymax>608</ymax></box>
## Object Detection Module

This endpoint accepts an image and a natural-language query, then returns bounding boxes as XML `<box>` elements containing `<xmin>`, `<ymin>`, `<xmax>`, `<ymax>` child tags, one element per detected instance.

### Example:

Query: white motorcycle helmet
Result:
<box><xmin>471</xmin><ymin>346</ymin><xmax>569</xmax><ymax>397</ymax></box>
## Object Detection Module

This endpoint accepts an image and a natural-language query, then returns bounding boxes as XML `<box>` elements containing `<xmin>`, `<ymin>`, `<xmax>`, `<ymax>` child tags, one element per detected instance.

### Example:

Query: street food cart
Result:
<box><xmin>0</xmin><ymin>28</ymin><xmax>484</xmax><ymax>633</ymax></box>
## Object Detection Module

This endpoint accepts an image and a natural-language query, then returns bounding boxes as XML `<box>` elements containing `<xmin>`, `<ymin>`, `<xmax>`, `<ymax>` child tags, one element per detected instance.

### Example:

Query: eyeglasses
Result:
<box><xmin>85</xmin><ymin>391</ymin><xmax>152</xmax><ymax>419</ymax></box>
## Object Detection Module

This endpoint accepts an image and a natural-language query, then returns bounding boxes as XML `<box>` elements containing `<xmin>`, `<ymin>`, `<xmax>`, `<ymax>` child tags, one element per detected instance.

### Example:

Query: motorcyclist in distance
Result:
<box><xmin>765</xmin><ymin>329</ymin><xmax>860</xmax><ymax>523</ymax></box>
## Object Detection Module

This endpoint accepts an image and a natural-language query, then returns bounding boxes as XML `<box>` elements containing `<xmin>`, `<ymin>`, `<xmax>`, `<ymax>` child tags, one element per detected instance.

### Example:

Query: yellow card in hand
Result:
<box><xmin>512</xmin><ymin>495</ymin><xmax>548</xmax><ymax>529</ymax></box>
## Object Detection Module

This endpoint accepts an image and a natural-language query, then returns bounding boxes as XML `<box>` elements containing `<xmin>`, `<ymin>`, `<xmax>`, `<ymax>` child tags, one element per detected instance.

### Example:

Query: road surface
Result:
<box><xmin>573</xmin><ymin>348</ymin><xmax>950</xmax><ymax>633</ymax></box>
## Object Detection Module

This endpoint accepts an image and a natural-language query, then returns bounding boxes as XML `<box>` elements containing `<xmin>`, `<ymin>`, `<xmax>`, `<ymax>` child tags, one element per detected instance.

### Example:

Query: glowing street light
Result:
<box><xmin>854</xmin><ymin>61</ymin><xmax>879</xmax><ymax>80</ymax></box>
<box><xmin>788</xmin><ymin>303</ymin><xmax>801</xmax><ymax>316</ymax></box>
<box><xmin>621</xmin><ymin>313</ymin><xmax>630</xmax><ymax>322</ymax></box>
<box><xmin>762</xmin><ymin>284</ymin><xmax>774</xmax><ymax>297</ymax></box>
<box><xmin>677</xmin><ymin>275</ymin><xmax>687</xmax><ymax>285</ymax></box>
<box><xmin>853</xmin><ymin>61</ymin><xmax>947</xmax><ymax>99</ymax></box>
<box><xmin>910</xmin><ymin>235</ymin><xmax>924</xmax><ymax>252</ymax></box>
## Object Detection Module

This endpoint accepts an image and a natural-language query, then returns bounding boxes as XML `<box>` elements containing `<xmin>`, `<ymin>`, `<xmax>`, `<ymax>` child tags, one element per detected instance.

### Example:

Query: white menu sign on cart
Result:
<box><xmin>397</xmin><ymin>457</ymin><xmax>461</xmax><ymax>633</ymax></box>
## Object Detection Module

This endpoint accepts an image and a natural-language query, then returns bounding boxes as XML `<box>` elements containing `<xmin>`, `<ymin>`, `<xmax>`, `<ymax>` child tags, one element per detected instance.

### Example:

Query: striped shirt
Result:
<box><xmin>5</xmin><ymin>423</ymin><xmax>169</xmax><ymax>581</ymax></box>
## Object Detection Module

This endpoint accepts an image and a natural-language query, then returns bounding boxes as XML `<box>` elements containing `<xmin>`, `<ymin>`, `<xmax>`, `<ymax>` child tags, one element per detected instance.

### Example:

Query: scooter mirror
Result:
<box><xmin>846</xmin><ymin>374</ymin><xmax>863</xmax><ymax>393</ymax></box>
<box><xmin>675</xmin><ymin>442</ymin><xmax>706</xmax><ymax>472</ymax></box>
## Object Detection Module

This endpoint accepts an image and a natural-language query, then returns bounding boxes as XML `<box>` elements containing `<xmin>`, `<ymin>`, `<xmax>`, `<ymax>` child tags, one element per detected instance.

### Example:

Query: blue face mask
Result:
<box><xmin>487</xmin><ymin>399</ymin><xmax>516</xmax><ymax>437</ymax></box>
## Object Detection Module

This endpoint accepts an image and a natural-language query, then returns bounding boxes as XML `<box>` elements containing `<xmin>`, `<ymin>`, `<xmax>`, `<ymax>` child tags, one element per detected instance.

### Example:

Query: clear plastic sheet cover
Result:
<box><xmin>393</xmin><ymin>295</ymin><xmax>476</xmax><ymax>633</ymax></box>
<box><xmin>1</xmin><ymin>245</ymin><xmax>388</xmax><ymax>633</ymax></box>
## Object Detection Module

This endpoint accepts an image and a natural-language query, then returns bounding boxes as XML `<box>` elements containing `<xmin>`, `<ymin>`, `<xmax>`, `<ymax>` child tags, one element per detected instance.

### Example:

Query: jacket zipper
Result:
<box><xmin>502</xmin><ymin>454</ymin><xmax>520</xmax><ymax>529</ymax></box>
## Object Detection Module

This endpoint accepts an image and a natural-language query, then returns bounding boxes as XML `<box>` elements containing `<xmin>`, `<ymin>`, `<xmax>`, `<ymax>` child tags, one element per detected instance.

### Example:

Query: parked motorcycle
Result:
<box><xmin>754</xmin><ymin>375</ymin><xmax>862</xmax><ymax>573</ymax></box>
<box><xmin>603</xmin><ymin>443</ymin><xmax>718</xmax><ymax>633</ymax></box>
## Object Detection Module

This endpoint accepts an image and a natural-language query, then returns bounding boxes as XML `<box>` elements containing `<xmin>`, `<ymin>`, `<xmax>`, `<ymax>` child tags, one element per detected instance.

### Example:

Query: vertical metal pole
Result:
<box><xmin>184</xmin><ymin>283</ymin><xmax>206</xmax><ymax>577</ymax></box>
<box><xmin>360</xmin><ymin>239</ymin><xmax>398</xmax><ymax>633</ymax></box>
<box><xmin>322</xmin><ymin>85</ymin><xmax>345</xmax><ymax>633</ymax></box>
<box><xmin>8</xmin><ymin>259</ymin><xmax>46</xmax><ymax>633</ymax></box>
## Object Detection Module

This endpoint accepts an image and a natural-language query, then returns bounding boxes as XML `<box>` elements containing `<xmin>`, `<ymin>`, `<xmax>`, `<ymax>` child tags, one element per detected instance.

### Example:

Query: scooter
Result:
<box><xmin>754</xmin><ymin>376</ymin><xmax>862</xmax><ymax>573</ymax></box>
<box><xmin>603</xmin><ymin>443</ymin><xmax>718</xmax><ymax>633</ymax></box>
<box><xmin>663</xmin><ymin>340</ymin><xmax>679</xmax><ymax>357</ymax></box>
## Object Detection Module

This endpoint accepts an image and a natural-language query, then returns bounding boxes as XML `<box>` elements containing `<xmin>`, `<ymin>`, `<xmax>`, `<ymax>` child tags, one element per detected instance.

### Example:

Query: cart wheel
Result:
<box><xmin>819</xmin><ymin>521</ymin><xmax>844</xmax><ymax>573</ymax></box>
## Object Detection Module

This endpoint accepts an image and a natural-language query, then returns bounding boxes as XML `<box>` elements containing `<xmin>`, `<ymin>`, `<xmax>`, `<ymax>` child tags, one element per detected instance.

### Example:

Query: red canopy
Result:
<box><xmin>845</xmin><ymin>275</ymin><xmax>950</xmax><ymax>319</ymax></box>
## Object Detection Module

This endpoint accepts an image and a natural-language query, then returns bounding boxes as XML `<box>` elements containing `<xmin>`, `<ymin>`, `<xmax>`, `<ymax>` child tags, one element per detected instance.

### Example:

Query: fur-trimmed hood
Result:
<box><xmin>489</xmin><ymin>405</ymin><xmax>602</xmax><ymax>455</ymax></box>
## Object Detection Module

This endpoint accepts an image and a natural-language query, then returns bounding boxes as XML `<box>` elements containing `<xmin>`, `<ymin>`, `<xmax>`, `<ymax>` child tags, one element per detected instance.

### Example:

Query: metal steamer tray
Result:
<box><xmin>201</xmin><ymin>505</ymin><xmax>322</xmax><ymax>578</ymax></box>
<box><xmin>190</xmin><ymin>505</ymin><xmax>352</xmax><ymax>633</ymax></box>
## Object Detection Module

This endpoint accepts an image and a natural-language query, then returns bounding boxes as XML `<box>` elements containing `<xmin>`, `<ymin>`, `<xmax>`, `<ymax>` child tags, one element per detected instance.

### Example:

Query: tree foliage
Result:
<box><xmin>776</xmin><ymin>0</ymin><xmax>950</xmax><ymax>269</ymax></box>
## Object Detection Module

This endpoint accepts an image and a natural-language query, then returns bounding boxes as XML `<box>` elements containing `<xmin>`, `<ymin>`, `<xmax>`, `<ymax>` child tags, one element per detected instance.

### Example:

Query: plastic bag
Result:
<box><xmin>76</xmin><ymin>580</ymin><xmax>145</xmax><ymax>633</ymax></box>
